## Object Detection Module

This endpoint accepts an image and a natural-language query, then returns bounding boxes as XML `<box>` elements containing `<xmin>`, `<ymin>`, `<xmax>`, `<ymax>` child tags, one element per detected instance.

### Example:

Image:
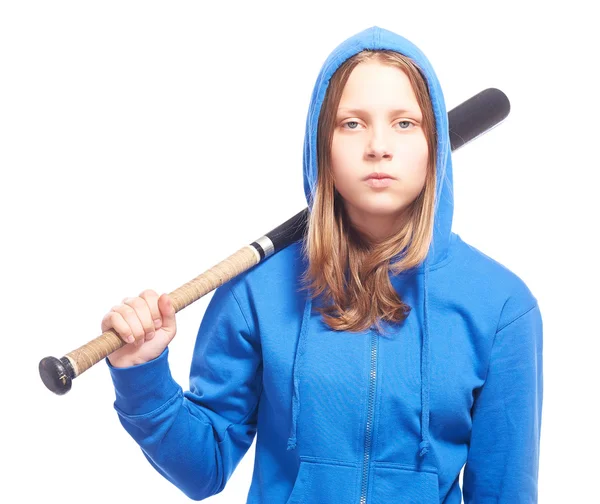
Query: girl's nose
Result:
<box><xmin>366</xmin><ymin>144</ymin><xmax>393</xmax><ymax>160</ymax></box>
<box><xmin>366</xmin><ymin>130</ymin><xmax>393</xmax><ymax>160</ymax></box>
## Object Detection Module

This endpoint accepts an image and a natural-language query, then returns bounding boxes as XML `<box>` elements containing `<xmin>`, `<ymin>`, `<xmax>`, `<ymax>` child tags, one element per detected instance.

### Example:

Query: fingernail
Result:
<box><xmin>146</xmin><ymin>331</ymin><xmax>155</xmax><ymax>340</ymax></box>
<box><xmin>127</xmin><ymin>335</ymin><xmax>135</xmax><ymax>344</ymax></box>
<box><xmin>154</xmin><ymin>318</ymin><xmax>162</xmax><ymax>329</ymax></box>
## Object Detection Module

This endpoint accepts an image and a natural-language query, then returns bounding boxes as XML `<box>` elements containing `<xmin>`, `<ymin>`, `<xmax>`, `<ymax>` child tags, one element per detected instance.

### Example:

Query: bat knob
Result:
<box><xmin>39</xmin><ymin>356</ymin><xmax>74</xmax><ymax>395</ymax></box>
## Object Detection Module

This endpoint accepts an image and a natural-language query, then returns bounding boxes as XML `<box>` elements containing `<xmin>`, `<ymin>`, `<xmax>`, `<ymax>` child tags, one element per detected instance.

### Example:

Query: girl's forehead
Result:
<box><xmin>337</xmin><ymin>65</ymin><xmax>420</xmax><ymax>112</ymax></box>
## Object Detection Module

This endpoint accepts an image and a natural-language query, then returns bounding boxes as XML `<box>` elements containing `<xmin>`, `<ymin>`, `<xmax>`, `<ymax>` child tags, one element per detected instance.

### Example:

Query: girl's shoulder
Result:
<box><xmin>450</xmin><ymin>232</ymin><xmax>539</xmax><ymax>310</ymax></box>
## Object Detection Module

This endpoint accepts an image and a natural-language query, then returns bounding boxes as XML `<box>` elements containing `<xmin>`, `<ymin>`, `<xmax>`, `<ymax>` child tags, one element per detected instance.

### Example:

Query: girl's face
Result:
<box><xmin>331</xmin><ymin>60</ymin><xmax>429</xmax><ymax>241</ymax></box>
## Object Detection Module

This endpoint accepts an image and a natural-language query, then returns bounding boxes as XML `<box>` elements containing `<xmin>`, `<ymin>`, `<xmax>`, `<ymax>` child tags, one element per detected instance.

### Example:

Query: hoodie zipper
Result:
<box><xmin>359</xmin><ymin>331</ymin><xmax>378</xmax><ymax>504</ymax></box>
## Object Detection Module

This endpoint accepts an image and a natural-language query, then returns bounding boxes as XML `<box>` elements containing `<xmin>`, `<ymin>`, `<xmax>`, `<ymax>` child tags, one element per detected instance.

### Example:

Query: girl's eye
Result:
<box><xmin>341</xmin><ymin>120</ymin><xmax>414</xmax><ymax>130</ymax></box>
<box><xmin>344</xmin><ymin>121</ymin><xmax>360</xmax><ymax>129</ymax></box>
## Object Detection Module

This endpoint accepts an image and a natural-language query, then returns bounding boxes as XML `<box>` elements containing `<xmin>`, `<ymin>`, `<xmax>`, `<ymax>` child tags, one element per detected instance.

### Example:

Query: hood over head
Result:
<box><xmin>288</xmin><ymin>26</ymin><xmax>454</xmax><ymax>459</ymax></box>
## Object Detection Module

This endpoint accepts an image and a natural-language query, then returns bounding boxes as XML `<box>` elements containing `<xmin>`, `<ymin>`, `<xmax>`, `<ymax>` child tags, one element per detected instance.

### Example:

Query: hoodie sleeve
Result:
<box><xmin>463</xmin><ymin>301</ymin><xmax>543</xmax><ymax>503</ymax></box>
<box><xmin>107</xmin><ymin>281</ymin><xmax>262</xmax><ymax>501</ymax></box>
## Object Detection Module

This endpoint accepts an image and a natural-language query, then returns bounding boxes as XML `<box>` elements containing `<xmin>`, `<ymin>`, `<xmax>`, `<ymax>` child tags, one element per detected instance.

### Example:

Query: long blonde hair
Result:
<box><xmin>301</xmin><ymin>50</ymin><xmax>437</xmax><ymax>334</ymax></box>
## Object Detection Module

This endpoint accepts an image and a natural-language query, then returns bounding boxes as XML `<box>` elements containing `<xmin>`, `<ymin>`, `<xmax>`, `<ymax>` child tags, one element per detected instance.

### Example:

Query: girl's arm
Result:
<box><xmin>107</xmin><ymin>281</ymin><xmax>262</xmax><ymax>500</ymax></box>
<box><xmin>463</xmin><ymin>301</ymin><xmax>543</xmax><ymax>503</ymax></box>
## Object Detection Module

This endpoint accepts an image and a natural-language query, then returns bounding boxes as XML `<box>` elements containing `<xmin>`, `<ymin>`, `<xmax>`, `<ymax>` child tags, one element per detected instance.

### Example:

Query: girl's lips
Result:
<box><xmin>365</xmin><ymin>177</ymin><xmax>394</xmax><ymax>188</ymax></box>
<box><xmin>364</xmin><ymin>172</ymin><xmax>394</xmax><ymax>180</ymax></box>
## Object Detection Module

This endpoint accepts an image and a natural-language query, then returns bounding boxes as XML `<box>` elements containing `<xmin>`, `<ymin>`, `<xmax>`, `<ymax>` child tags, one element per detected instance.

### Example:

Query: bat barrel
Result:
<box><xmin>449</xmin><ymin>88</ymin><xmax>510</xmax><ymax>150</ymax></box>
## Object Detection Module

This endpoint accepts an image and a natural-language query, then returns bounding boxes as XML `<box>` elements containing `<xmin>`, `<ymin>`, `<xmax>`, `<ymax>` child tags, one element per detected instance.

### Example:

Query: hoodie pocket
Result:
<box><xmin>285</xmin><ymin>457</ymin><xmax>359</xmax><ymax>504</ymax></box>
<box><xmin>370</xmin><ymin>462</ymin><xmax>440</xmax><ymax>503</ymax></box>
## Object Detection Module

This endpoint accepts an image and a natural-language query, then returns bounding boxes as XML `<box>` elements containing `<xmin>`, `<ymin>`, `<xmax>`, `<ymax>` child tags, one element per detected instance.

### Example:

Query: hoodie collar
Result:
<box><xmin>288</xmin><ymin>25</ymin><xmax>454</xmax><ymax>460</ymax></box>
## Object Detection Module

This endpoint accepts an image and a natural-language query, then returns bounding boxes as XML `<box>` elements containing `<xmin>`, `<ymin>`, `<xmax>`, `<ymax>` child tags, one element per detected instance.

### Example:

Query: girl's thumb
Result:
<box><xmin>158</xmin><ymin>293</ymin><xmax>177</xmax><ymax>334</ymax></box>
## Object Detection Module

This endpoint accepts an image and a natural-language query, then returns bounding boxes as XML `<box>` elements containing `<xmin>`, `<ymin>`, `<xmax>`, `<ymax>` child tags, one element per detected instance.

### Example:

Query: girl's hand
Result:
<box><xmin>102</xmin><ymin>290</ymin><xmax>177</xmax><ymax>368</ymax></box>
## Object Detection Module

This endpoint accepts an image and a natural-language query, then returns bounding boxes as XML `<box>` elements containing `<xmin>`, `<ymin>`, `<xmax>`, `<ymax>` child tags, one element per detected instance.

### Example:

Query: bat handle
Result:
<box><xmin>39</xmin><ymin>244</ymin><xmax>262</xmax><ymax>395</ymax></box>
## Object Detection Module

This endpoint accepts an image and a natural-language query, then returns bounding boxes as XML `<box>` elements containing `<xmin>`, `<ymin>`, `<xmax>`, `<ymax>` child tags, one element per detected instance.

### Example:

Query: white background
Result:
<box><xmin>1</xmin><ymin>1</ymin><xmax>597</xmax><ymax>502</ymax></box>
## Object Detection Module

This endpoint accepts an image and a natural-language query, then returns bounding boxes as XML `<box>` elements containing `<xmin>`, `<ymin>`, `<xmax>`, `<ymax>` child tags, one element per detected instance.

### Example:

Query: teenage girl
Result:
<box><xmin>101</xmin><ymin>26</ymin><xmax>543</xmax><ymax>503</ymax></box>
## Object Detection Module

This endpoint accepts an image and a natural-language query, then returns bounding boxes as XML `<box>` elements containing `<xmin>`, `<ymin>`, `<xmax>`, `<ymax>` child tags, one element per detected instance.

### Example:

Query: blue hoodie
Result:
<box><xmin>108</xmin><ymin>26</ymin><xmax>543</xmax><ymax>503</ymax></box>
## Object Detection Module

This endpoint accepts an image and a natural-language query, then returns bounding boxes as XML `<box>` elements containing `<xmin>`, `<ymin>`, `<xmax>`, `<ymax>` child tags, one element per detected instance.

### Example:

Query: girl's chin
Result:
<box><xmin>347</xmin><ymin>205</ymin><xmax>408</xmax><ymax>220</ymax></box>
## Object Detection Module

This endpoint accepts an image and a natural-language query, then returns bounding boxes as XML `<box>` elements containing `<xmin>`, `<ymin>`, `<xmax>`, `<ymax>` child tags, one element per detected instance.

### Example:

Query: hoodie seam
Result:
<box><xmin>299</xmin><ymin>455</ymin><xmax>358</xmax><ymax>467</ymax></box>
<box><xmin>482</xmin><ymin>302</ymin><xmax>538</xmax><ymax>385</ymax></box>
<box><xmin>495</xmin><ymin>302</ymin><xmax>537</xmax><ymax>334</ymax></box>
<box><xmin>372</xmin><ymin>461</ymin><xmax>438</xmax><ymax>474</ymax></box>
<box><xmin>228</xmin><ymin>283</ymin><xmax>253</xmax><ymax>336</ymax></box>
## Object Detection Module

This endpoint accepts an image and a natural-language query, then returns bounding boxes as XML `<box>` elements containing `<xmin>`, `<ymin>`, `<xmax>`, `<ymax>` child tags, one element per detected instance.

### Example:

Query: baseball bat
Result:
<box><xmin>39</xmin><ymin>87</ymin><xmax>510</xmax><ymax>395</ymax></box>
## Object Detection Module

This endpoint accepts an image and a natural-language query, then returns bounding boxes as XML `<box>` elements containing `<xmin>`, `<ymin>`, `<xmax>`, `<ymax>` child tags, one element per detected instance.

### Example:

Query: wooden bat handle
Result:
<box><xmin>39</xmin><ymin>245</ymin><xmax>260</xmax><ymax>395</ymax></box>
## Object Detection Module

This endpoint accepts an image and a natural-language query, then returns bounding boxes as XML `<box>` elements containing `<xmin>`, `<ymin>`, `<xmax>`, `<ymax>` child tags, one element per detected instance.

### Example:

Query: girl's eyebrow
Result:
<box><xmin>337</xmin><ymin>107</ymin><xmax>420</xmax><ymax>117</ymax></box>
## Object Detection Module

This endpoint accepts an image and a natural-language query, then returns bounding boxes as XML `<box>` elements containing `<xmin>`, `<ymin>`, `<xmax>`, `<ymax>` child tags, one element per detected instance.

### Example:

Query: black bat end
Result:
<box><xmin>39</xmin><ymin>356</ymin><xmax>74</xmax><ymax>395</ymax></box>
<box><xmin>448</xmin><ymin>88</ymin><xmax>511</xmax><ymax>150</ymax></box>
